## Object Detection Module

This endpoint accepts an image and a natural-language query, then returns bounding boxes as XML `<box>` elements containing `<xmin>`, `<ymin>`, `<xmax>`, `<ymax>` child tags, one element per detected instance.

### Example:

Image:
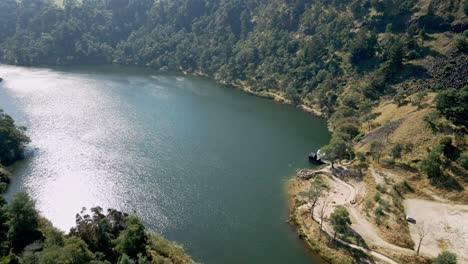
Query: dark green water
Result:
<box><xmin>0</xmin><ymin>65</ymin><xmax>330</xmax><ymax>264</ymax></box>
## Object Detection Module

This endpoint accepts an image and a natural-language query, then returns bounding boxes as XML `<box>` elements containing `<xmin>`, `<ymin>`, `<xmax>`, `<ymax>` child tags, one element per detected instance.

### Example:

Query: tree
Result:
<box><xmin>37</xmin><ymin>237</ymin><xmax>96</xmax><ymax>264</ymax></box>
<box><xmin>321</xmin><ymin>138</ymin><xmax>349</xmax><ymax>168</ymax></box>
<box><xmin>308</xmin><ymin>180</ymin><xmax>325</xmax><ymax>220</ymax></box>
<box><xmin>0</xmin><ymin>110</ymin><xmax>30</xmax><ymax>165</ymax></box>
<box><xmin>393</xmin><ymin>90</ymin><xmax>406</xmax><ymax>106</ymax></box>
<box><xmin>413</xmin><ymin>91</ymin><xmax>427</xmax><ymax>109</ymax></box>
<box><xmin>7</xmin><ymin>192</ymin><xmax>43</xmax><ymax>253</ymax></box>
<box><xmin>416</xmin><ymin>222</ymin><xmax>427</xmax><ymax>255</ymax></box>
<box><xmin>420</xmin><ymin>149</ymin><xmax>443</xmax><ymax>181</ymax></box>
<box><xmin>329</xmin><ymin>206</ymin><xmax>351</xmax><ymax>241</ymax></box>
<box><xmin>459</xmin><ymin>151</ymin><xmax>468</xmax><ymax>170</ymax></box>
<box><xmin>318</xmin><ymin>197</ymin><xmax>330</xmax><ymax>241</ymax></box>
<box><xmin>433</xmin><ymin>251</ymin><xmax>457</xmax><ymax>264</ymax></box>
<box><xmin>436</xmin><ymin>86</ymin><xmax>468</xmax><ymax>127</ymax></box>
<box><xmin>114</xmin><ymin>216</ymin><xmax>146</xmax><ymax>258</ymax></box>
<box><xmin>370</xmin><ymin>141</ymin><xmax>385</xmax><ymax>163</ymax></box>
<box><xmin>391</xmin><ymin>144</ymin><xmax>403</xmax><ymax>160</ymax></box>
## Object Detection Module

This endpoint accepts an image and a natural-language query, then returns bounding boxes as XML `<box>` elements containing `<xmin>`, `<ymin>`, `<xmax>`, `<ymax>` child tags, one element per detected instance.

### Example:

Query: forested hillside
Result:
<box><xmin>0</xmin><ymin>0</ymin><xmax>466</xmax><ymax>110</ymax></box>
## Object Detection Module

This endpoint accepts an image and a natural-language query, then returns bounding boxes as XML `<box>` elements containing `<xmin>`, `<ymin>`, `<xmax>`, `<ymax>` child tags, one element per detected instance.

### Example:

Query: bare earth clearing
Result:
<box><xmin>405</xmin><ymin>199</ymin><xmax>468</xmax><ymax>263</ymax></box>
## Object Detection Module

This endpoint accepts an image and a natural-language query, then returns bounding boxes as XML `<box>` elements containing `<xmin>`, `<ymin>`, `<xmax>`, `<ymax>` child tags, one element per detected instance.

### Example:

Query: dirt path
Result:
<box><xmin>299</xmin><ymin>164</ymin><xmax>468</xmax><ymax>263</ymax></box>
<box><xmin>405</xmin><ymin>199</ymin><xmax>468</xmax><ymax>263</ymax></box>
<box><xmin>314</xmin><ymin>213</ymin><xmax>400</xmax><ymax>264</ymax></box>
<box><xmin>370</xmin><ymin>167</ymin><xmax>385</xmax><ymax>185</ymax></box>
<box><xmin>303</xmin><ymin>165</ymin><xmax>414</xmax><ymax>263</ymax></box>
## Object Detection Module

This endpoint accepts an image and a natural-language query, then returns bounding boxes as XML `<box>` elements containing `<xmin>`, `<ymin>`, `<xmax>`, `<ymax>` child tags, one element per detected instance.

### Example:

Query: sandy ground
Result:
<box><xmin>405</xmin><ymin>199</ymin><xmax>468</xmax><ymax>263</ymax></box>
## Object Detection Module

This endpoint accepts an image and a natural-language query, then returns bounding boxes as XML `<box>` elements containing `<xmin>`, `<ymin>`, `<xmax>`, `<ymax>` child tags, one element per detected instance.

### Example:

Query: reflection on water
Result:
<box><xmin>0</xmin><ymin>65</ymin><xmax>329</xmax><ymax>264</ymax></box>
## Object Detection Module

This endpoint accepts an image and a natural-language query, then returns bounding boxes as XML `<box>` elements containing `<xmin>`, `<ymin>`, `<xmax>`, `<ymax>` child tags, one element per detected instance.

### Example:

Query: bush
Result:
<box><xmin>374</xmin><ymin>191</ymin><xmax>381</xmax><ymax>202</ymax></box>
<box><xmin>420</xmin><ymin>149</ymin><xmax>443</xmax><ymax>180</ymax></box>
<box><xmin>458</xmin><ymin>151</ymin><xmax>468</xmax><ymax>170</ymax></box>
<box><xmin>374</xmin><ymin>206</ymin><xmax>385</xmax><ymax>217</ymax></box>
<box><xmin>433</xmin><ymin>251</ymin><xmax>457</xmax><ymax>264</ymax></box>
<box><xmin>376</xmin><ymin>184</ymin><xmax>386</xmax><ymax>193</ymax></box>
<box><xmin>436</xmin><ymin>86</ymin><xmax>468</xmax><ymax>127</ymax></box>
<box><xmin>439</xmin><ymin>137</ymin><xmax>459</xmax><ymax>160</ymax></box>
<box><xmin>391</xmin><ymin>144</ymin><xmax>403</xmax><ymax>160</ymax></box>
<box><xmin>455</xmin><ymin>34</ymin><xmax>467</xmax><ymax>53</ymax></box>
<box><xmin>403</xmin><ymin>180</ymin><xmax>414</xmax><ymax>192</ymax></box>
<box><xmin>382</xmin><ymin>157</ymin><xmax>395</xmax><ymax>168</ymax></box>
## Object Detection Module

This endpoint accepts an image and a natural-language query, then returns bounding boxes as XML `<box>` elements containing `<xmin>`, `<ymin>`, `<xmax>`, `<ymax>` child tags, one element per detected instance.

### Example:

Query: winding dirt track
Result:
<box><xmin>303</xmin><ymin>165</ymin><xmax>413</xmax><ymax>264</ymax></box>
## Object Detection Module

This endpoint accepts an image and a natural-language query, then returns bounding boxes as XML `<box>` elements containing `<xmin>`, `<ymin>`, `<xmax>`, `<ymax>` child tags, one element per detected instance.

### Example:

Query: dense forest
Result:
<box><xmin>0</xmin><ymin>0</ymin><xmax>466</xmax><ymax>115</ymax></box>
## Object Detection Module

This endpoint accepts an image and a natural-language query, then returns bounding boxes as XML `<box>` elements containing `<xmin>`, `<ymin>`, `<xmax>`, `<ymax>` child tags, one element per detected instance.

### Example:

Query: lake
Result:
<box><xmin>0</xmin><ymin>65</ymin><xmax>330</xmax><ymax>264</ymax></box>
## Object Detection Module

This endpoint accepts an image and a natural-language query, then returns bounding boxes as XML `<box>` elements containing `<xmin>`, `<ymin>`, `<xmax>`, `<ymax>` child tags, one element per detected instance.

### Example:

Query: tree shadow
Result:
<box><xmin>432</xmin><ymin>175</ymin><xmax>464</xmax><ymax>192</ymax></box>
<box><xmin>418</xmin><ymin>45</ymin><xmax>443</xmax><ymax>58</ymax></box>
<box><xmin>345</xmin><ymin>228</ymin><xmax>371</xmax><ymax>250</ymax></box>
<box><xmin>397</xmin><ymin>64</ymin><xmax>429</xmax><ymax>82</ymax></box>
<box><xmin>355</xmin><ymin>57</ymin><xmax>381</xmax><ymax>74</ymax></box>
<box><xmin>449</xmin><ymin>165</ymin><xmax>468</xmax><ymax>182</ymax></box>
<box><xmin>329</xmin><ymin>237</ymin><xmax>376</xmax><ymax>264</ymax></box>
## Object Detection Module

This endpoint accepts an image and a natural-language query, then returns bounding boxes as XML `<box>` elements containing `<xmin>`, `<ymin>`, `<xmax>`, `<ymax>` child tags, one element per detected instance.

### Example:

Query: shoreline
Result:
<box><xmin>187</xmin><ymin>70</ymin><xmax>327</xmax><ymax>119</ymax></box>
<box><xmin>1</xmin><ymin>62</ymin><xmax>327</xmax><ymax>118</ymax></box>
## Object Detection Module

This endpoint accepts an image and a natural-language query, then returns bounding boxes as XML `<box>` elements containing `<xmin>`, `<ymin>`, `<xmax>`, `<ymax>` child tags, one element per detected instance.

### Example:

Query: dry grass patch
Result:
<box><xmin>362</xmin><ymin>167</ymin><xmax>415</xmax><ymax>249</ymax></box>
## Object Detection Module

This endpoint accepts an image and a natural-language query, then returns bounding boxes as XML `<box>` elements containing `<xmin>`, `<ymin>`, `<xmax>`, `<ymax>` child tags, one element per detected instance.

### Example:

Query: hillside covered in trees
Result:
<box><xmin>0</xmin><ymin>0</ymin><xmax>466</xmax><ymax>112</ymax></box>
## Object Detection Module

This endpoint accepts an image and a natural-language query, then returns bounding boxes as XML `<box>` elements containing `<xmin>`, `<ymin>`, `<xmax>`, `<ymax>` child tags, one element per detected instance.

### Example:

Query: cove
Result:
<box><xmin>0</xmin><ymin>65</ymin><xmax>330</xmax><ymax>264</ymax></box>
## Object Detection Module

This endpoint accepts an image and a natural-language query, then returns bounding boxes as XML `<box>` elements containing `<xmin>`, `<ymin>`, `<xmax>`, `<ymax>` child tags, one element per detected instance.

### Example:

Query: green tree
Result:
<box><xmin>420</xmin><ymin>149</ymin><xmax>443</xmax><ymax>183</ymax></box>
<box><xmin>436</xmin><ymin>86</ymin><xmax>468</xmax><ymax>127</ymax></box>
<box><xmin>37</xmin><ymin>237</ymin><xmax>96</xmax><ymax>264</ymax></box>
<box><xmin>329</xmin><ymin>206</ymin><xmax>351</xmax><ymax>241</ymax></box>
<box><xmin>391</xmin><ymin>144</ymin><xmax>403</xmax><ymax>160</ymax></box>
<box><xmin>0</xmin><ymin>110</ymin><xmax>30</xmax><ymax>165</ymax></box>
<box><xmin>114</xmin><ymin>216</ymin><xmax>146</xmax><ymax>258</ymax></box>
<box><xmin>7</xmin><ymin>192</ymin><xmax>43</xmax><ymax>253</ymax></box>
<box><xmin>370</xmin><ymin>141</ymin><xmax>385</xmax><ymax>163</ymax></box>
<box><xmin>321</xmin><ymin>138</ymin><xmax>349</xmax><ymax>168</ymax></box>
<box><xmin>433</xmin><ymin>251</ymin><xmax>457</xmax><ymax>264</ymax></box>
<box><xmin>413</xmin><ymin>91</ymin><xmax>427</xmax><ymax>109</ymax></box>
<box><xmin>458</xmin><ymin>151</ymin><xmax>468</xmax><ymax>170</ymax></box>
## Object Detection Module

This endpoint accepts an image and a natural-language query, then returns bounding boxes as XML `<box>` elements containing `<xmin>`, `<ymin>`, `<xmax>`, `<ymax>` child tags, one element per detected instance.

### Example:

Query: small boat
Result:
<box><xmin>308</xmin><ymin>151</ymin><xmax>325</xmax><ymax>165</ymax></box>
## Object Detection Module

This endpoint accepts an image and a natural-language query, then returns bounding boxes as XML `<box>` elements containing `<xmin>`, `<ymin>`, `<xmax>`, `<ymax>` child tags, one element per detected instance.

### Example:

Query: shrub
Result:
<box><xmin>391</xmin><ymin>144</ymin><xmax>403</xmax><ymax>160</ymax></box>
<box><xmin>420</xmin><ymin>149</ymin><xmax>443</xmax><ymax>180</ymax></box>
<box><xmin>458</xmin><ymin>151</ymin><xmax>468</xmax><ymax>170</ymax></box>
<box><xmin>382</xmin><ymin>157</ymin><xmax>395</xmax><ymax>168</ymax></box>
<box><xmin>455</xmin><ymin>34</ymin><xmax>467</xmax><ymax>53</ymax></box>
<box><xmin>374</xmin><ymin>206</ymin><xmax>385</xmax><ymax>217</ymax></box>
<box><xmin>376</xmin><ymin>184</ymin><xmax>386</xmax><ymax>193</ymax></box>
<box><xmin>374</xmin><ymin>191</ymin><xmax>381</xmax><ymax>202</ymax></box>
<box><xmin>439</xmin><ymin>137</ymin><xmax>459</xmax><ymax>161</ymax></box>
<box><xmin>436</xmin><ymin>86</ymin><xmax>468</xmax><ymax>127</ymax></box>
<box><xmin>433</xmin><ymin>251</ymin><xmax>457</xmax><ymax>264</ymax></box>
<box><xmin>403</xmin><ymin>180</ymin><xmax>414</xmax><ymax>192</ymax></box>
